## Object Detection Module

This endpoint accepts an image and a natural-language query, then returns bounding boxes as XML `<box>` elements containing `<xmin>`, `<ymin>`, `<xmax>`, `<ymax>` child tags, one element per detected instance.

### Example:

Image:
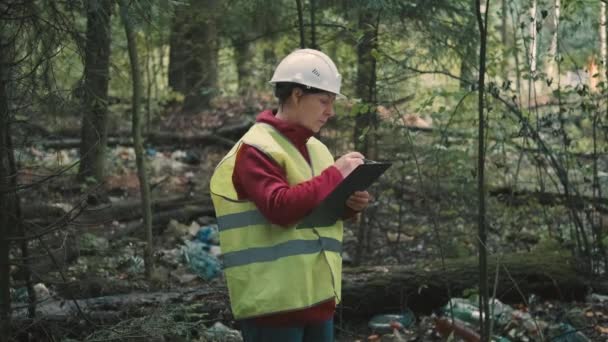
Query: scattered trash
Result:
<box><xmin>117</xmin><ymin>255</ymin><xmax>145</xmax><ymax>275</ymax></box>
<box><xmin>10</xmin><ymin>283</ymin><xmax>51</xmax><ymax>303</ymax></box>
<box><xmin>166</xmin><ymin>219</ymin><xmax>192</xmax><ymax>243</ymax></box>
<box><xmin>369</xmin><ymin>310</ymin><xmax>415</xmax><ymax>334</ymax></box>
<box><xmin>10</xmin><ymin>287</ymin><xmax>28</xmax><ymax>302</ymax></box>
<box><xmin>170</xmin><ymin>150</ymin><xmax>187</xmax><ymax>160</ymax></box>
<box><xmin>145</xmin><ymin>147</ymin><xmax>157</xmax><ymax>156</ymax></box>
<box><xmin>547</xmin><ymin>323</ymin><xmax>591</xmax><ymax>342</ymax></box>
<box><xmin>149</xmin><ymin>154</ymin><xmax>186</xmax><ymax>174</ymax></box>
<box><xmin>79</xmin><ymin>233</ymin><xmax>110</xmax><ymax>254</ymax></box>
<box><xmin>439</xmin><ymin>297</ymin><xmax>594</xmax><ymax>342</ymax></box>
<box><xmin>203</xmin><ymin>322</ymin><xmax>242</xmax><ymax>342</ymax></box>
<box><xmin>434</xmin><ymin>316</ymin><xmax>481</xmax><ymax>342</ymax></box>
<box><xmin>443</xmin><ymin>297</ymin><xmax>513</xmax><ymax>327</ymax></box>
<box><xmin>116</xmin><ymin>147</ymin><xmax>135</xmax><ymax>161</ymax></box>
<box><xmin>170</xmin><ymin>267</ymin><xmax>199</xmax><ymax>284</ymax></box>
<box><xmin>342</xmin><ymin>251</ymin><xmax>353</xmax><ymax>264</ymax></box>
<box><xmin>564</xmin><ymin>308</ymin><xmax>586</xmax><ymax>329</ymax></box>
<box><xmin>158</xmin><ymin>248</ymin><xmax>183</xmax><ymax>268</ymax></box>
<box><xmin>587</xmin><ymin>293</ymin><xmax>608</xmax><ymax>304</ymax></box>
<box><xmin>182</xmin><ymin>240</ymin><xmax>221</xmax><ymax>281</ymax></box>
<box><xmin>195</xmin><ymin>224</ymin><xmax>219</xmax><ymax>245</ymax></box>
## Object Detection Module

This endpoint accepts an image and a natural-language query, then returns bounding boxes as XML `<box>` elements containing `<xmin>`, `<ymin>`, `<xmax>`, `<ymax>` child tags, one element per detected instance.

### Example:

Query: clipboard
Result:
<box><xmin>298</xmin><ymin>159</ymin><xmax>392</xmax><ymax>228</ymax></box>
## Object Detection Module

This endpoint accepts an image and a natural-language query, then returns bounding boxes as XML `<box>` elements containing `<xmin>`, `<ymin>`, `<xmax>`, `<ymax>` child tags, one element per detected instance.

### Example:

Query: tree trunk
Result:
<box><xmin>0</xmin><ymin>24</ymin><xmax>14</xmax><ymax>342</ymax></box>
<box><xmin>460</xmin><ymin>9</ymin><xmax>478</xmax><ymax>90</ymax></box>
<box><xmin>169</xmin><ymin>0</ymin><xmax>219</xmax><ymax>114</ymax></box>
<box><xmin>501</xmin><ymin>0</ymin><xmax>508</xmax><ymax>75</ymax></box>
<box><xmin>119</xmin><ymin>0</ymin><xmax>154</xmax><ymax>279</ymax></box>
<box><xmin>309</xmin><ymin>0</ymin><xmax>317</xmax><ymax>49</ymax></box>
<box><xmin>546</xmin><ymin>0</ymin><xmax>560</xmax><ymax>83</ymax></box>
<box><xmin>78</xmin><ymin>0</ymin><xmax>113</xmax><ymax>182</ymax></box>
<box><xmin>475</xmin><ymin>0</ymin><xmax>490</xmax><ymax>338</ymax></box>
<box><xmin>233</xmin><ymin>38</ymin><xmax>256</xmax><ymax>96</ymax></box>
<box><xmin>353</xmin><ymin>8</ymin><xmax>379</xmax><ymax>266</ymax></box>
<box><xmin>601</xmin><ymin>1</ymin><xmax>607</xmax><ymax>82</ymax></box>
<box><xmin>529</xmin><ymin>0</ymin><xmax>537</xmax><ymax>74</ymax></box>
<box><xmin>168</xmin><ymin>4</ymin><xmax>188</xmax><ymax>94</ymax></box>
<box><xmin>296</xmin><ymin>0</ymin><xmax>306</xmax><ymax>48</ymax></box>
<box><xmin>354</xmin><ymin>8</ymin><xmax>379</xmax><ymax>157</ymax></box>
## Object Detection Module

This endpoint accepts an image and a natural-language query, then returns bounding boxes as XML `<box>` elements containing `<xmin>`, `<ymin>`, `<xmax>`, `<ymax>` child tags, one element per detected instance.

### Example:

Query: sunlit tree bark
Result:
<box><xmin>546</xmin><ymin>0</ymin><xmax>560</xmax><ymax>82</ymax></box>
<box><xmin>529</xmin><ymin>0</ymin><xmax>537</xmax><ymax>74</ymax></box>
<box><xmin>601</xmin><ymin>2</ymin><xmax>607</xmax><ymax>81</ymax></box>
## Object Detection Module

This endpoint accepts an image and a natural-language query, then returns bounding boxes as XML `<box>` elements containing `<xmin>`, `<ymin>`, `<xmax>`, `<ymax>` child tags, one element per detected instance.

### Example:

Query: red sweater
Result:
<box><xmin>232</xmin><ymin>109</ymin><xmax>344</xmax><ymax>326</ymax></box>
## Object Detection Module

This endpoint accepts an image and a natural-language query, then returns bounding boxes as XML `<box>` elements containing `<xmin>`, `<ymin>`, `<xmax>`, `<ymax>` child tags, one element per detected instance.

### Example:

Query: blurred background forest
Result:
<box><xmin>1</xmin><ymin>0</ymin><xmax>608</xmax><ymax>341</ymax></box>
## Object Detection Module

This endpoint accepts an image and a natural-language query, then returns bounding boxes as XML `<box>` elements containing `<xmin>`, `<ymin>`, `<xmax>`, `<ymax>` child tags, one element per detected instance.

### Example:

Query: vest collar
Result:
<box><xmin>256</xmin><ymin>109</ymin><xmax>314</xmax><ymax>148</ymax></box>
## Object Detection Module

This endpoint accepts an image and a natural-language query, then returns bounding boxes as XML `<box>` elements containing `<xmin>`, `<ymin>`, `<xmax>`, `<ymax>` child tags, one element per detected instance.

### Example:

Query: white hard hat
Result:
<box><xmin>269</xmin><ymin>49</ymin><xmax>343</xmax><ymax>96</ymax></box>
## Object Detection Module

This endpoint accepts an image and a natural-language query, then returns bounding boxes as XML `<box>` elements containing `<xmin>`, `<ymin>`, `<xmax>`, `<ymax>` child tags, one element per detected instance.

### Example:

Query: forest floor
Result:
<box><xmin>10</xmin><ymin>98</ymin><xmax>608</xmax><ymax>341</ymax></box>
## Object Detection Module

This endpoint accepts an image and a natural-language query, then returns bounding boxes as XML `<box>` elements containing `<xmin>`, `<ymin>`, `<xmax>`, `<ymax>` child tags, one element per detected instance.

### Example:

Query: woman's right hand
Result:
<box><xmin>333</xmin><ymin>152</ymin><xmax>365</xmax><ymax>178</ymax></box>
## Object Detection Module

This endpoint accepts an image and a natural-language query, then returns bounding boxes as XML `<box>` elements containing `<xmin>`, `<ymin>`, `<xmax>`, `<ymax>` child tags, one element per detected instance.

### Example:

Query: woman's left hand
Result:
<box><xmin>345</xmin><ymin>191</ymin><xmax>371</xmax><ymax>212</ymax></box>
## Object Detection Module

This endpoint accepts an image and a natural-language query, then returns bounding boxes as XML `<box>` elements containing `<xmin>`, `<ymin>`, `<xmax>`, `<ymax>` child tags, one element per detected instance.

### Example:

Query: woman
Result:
<box><xmin>210</xmin><ymin>48</ymin><xmax>370</xmax><ymax>342</ymax></box>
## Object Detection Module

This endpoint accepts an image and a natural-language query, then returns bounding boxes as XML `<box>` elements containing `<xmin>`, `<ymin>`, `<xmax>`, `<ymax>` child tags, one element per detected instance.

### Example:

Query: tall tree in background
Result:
<box><xmin>222</xmin><ymin>0</ymin><xmax>281</xmax><ymax>96</ymax></box>
<box><xmin>169</xmin><ymin>0</ymin><xmax>219</xmax><ymax>114</ymax></box>
<box><xmin>353</xmin><ymin>5</ymin><xmax>379</xmax><ymax>265</ymax></box>
<box><xmin>601</xmin><ymin>1</ymin><xmax>607</xmax><ymax>81</ymax></box>
<box><xmin>0</xmin><ymin>4</ymin><xmax>17</xmax><ymax>337</ymax></box>
<box><xmin>501</xmin><ymin>0</ymin><xmax>508</xmax><ymax>74</ymax></box>
<box><xmin>119</xmin><ymin>0</ymin><xmax>154</xmax><ymax>279</ymax></box>
<box><xmin>460</xmin><ymin>5</ymin><xmax>478</xmax><ymax>89</ymax></box>
<box><xmin>475</xmin><ymin>0</ymin><xmax>490</xmax><ymax>339</ymax></box>
<box><xmin>233</xmin><ymin>39</ymin><xmax>256</xmax><ymax>95</ymax></box>
<box><xmin>529</xmin><ymin>0</ymin><xmax>538</xmax><ymax>74</ymax></box>
<box><xmin>353</xmin><ymin>7</ymin><xmax>379</xmax><ymax>155</ymax></box>
<box><xmin>310</xmin><ymin>0</ymin><xmax>317</xmax><ymax>49</ymax></box>
<box><xmin>296</xmin><ymin>0</ymin><xmax>306</xmax><ymax>48</ymax></box>
<box><xmin>546</xmin><ymin>0</ymin><xmax>560</xmax><ymax>82</ymax></box>
<box><xmin>78</xmin><ymin>0</ymin><xmax>113</xmax><ymax>182</ymax></box>
<box><xmin>0</xmin><ymin>36</ymin><xmax>12</xmax><ymax>342</ymax></box>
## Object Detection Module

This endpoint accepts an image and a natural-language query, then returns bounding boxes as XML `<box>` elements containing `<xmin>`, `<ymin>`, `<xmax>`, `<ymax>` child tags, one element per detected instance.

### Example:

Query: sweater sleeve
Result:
<box><xmin>233</xmin><ymin>144</ymin><xmax>344</xmax><ymax>227</ymax></box>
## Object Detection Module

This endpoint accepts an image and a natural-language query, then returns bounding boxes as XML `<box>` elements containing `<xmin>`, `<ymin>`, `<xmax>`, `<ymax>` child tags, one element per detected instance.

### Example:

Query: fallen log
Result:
<box><xmin>489</xmin><ymin>187</ymin><xmax>608</xmax><ymax>213</ymax></box>
<box><xmin>11</xmin><ymin>286</ymin><xmax>230</xmax><ymax>323</ymax></box>
<box><xmin>112</xmin><ymin>205</ymin><xmax>215</xmax><ymax>241</ymax></box>
<box><xmin>38</xmin><ymin>121</ymin><xmax>253</xmax><ymax>150</ymax></box>
<box><xmin>11</xmin><ymin>233</ymin><xmax>80</xmax><ymax>283</ymax></box>
<box><xmin>76</xmin><ymin>195</ymin><xmax>212</xmax><ymax>224</ymax></box>
<box><xmin>11</xmin><ymin>251</ymin><xmax>598</xmax><ymax>324</ymax></box>
<box><xmin>341</xmin><ymin>250</ymin><xmax>591</xmax><ymax>316</ymax></box>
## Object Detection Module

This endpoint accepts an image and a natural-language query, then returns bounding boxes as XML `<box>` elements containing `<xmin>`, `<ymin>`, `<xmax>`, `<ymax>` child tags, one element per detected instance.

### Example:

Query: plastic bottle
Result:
<box><xmin>368</xmin><ymin>310</ymin><xmax>415</xmax><ymax>334</ymax></box>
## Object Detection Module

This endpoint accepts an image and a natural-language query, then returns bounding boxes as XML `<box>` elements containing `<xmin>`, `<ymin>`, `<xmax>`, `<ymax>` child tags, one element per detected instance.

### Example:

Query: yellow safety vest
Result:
<box><xmin>210</xmin><ymin>123</ymin><xmax>343</xmax><ymax>320</ymax></box>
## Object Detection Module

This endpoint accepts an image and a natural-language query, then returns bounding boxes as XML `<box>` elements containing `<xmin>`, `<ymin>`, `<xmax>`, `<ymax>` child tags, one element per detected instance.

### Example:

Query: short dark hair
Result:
<box><xmin>274</xmin><ymin>82</ymin><xmax>328</xmax><ymax>105</ymax></box>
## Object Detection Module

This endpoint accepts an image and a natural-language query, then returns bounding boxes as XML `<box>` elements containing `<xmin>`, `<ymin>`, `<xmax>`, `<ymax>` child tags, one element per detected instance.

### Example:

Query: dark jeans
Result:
<box><xmin>239</xmin><ymin>318</ymin><xmax>334</xmax><ymax>342</ymax></box>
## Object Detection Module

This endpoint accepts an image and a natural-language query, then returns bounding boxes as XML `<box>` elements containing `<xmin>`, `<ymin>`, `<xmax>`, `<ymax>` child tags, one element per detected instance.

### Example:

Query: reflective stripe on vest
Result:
<box><xmin>223</xmin><ymin>237</ymin><xmax>342</xmax><ymax>268</ymax></box>
<box><xmin>209</xmin><ymin>122</ymin><xmax>343</xmax><ymax>320</ymax></box>
<box><xmin>217</xmin><ymin>209</ymin><xmax>330</xmax><ymax>232</ymax></box>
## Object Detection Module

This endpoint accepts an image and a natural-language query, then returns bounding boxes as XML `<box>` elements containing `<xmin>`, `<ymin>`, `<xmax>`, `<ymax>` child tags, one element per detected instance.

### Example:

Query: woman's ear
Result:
<box><xmin>291</xmin><ymin>87</ymin><xmax>304</xmax><ymax>106</ymax></box>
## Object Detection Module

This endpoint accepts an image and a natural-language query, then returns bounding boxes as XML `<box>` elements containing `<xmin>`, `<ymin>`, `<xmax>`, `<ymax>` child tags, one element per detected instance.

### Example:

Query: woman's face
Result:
<box><xmin>294</xmin><ymin>91</ymin><xmax>336</xmax><ymax>133</ymax></box>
